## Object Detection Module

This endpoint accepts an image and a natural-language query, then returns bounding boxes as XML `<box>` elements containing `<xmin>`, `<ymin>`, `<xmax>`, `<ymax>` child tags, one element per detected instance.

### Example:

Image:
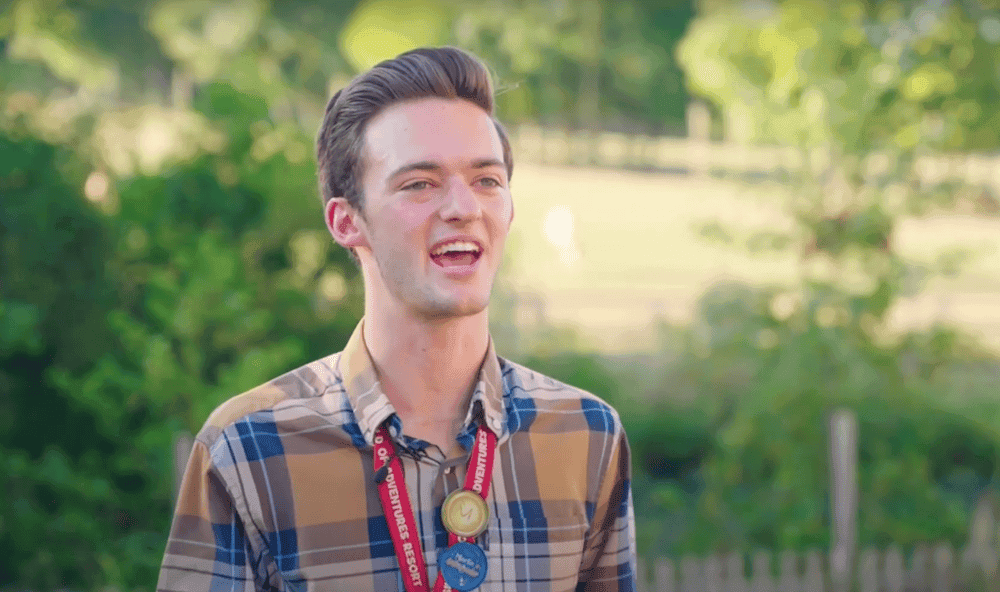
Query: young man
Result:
<box><xmin>158</xmin><ymin>47</ymin><xmax>636</xmax><ymax>592</ymax></box>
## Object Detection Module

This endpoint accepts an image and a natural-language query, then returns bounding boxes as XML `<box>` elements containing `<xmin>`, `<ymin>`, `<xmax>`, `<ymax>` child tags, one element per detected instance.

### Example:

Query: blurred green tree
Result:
<box><xmin>452</xmin><ymin>0</ymin><xmax>694</xmax><ymax>133</ymax></box>
<box><xmin>0</xmin><ymin>84</ymin><xmax>364</xmax><ymax>589</ymax></box>
<box><xmin>1</xmin><ymin>129</ymin><xmax>125</xmax><ymax>588</ymax></box>
<box><xmin>662</xmin><ymin>0</ymin><xmax>1000</xmax><ymax>555</ymax></box>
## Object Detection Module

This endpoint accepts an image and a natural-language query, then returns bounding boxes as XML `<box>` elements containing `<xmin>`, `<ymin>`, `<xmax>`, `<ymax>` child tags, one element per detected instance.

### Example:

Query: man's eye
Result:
<box><xmin>403</xmin><ymin>181</ymin><xmax>430</xmax><ymax>191</ymax></box>
<box><xmin>477</xmin><ymin>177</ymin><xmax>501</xmax><ymax>188</ymax></box>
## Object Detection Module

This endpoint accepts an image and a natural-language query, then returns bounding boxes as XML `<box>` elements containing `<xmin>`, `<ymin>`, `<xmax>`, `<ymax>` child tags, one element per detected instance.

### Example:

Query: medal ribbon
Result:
<box><xmin>374</xmin><ymin>424</ymin><xmax>497</xmax><ymax>592</ymax></box>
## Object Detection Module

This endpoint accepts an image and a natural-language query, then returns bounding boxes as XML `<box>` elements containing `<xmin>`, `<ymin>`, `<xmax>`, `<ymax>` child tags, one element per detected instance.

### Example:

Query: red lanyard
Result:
<box><xmin>373</xmin><ymin>424</ymin><xmax>496</xmax><ymax>592</ymax></box>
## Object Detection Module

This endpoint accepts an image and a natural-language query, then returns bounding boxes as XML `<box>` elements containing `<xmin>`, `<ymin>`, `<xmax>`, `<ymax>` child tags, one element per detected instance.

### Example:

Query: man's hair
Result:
<box><xmin>316</xmin><ymin>46</ymin><xmax>514</xmax><ymax>217</ymax></box>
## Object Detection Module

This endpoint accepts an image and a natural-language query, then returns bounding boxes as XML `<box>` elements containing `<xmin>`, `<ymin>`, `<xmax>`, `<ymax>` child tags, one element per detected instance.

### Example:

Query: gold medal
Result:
<box><xmin>441</xmin><ymin>489</ymin><xmax>489</xmax><ymax>538</ymax></box>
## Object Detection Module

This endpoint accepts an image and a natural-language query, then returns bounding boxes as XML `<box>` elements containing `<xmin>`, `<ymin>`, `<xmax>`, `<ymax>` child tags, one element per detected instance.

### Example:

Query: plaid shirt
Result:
<box><xmin>157</xmin><ymin>320</ymin><xmax>636</xmax><ymax>591</ymax></box>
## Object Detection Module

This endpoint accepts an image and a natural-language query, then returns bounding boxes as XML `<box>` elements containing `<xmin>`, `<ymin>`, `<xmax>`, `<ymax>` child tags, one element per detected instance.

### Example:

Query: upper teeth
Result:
<box><xmin>432</xmin><ymin>241</ymin><xmax>480</xmax><ymax>256</ymax></box>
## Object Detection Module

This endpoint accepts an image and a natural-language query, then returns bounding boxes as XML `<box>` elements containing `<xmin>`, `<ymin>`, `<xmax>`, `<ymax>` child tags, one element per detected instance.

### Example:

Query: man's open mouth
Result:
<box><xmin>430</xmin><ymin>240</ymin><xmax>483</xmax><ymax>267</ymax></box>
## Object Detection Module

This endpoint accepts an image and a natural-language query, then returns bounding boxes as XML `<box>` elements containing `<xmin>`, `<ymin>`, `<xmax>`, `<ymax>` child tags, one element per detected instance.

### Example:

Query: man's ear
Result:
<box><xmin>325</xmin><ymin>198</ymin><xmax>368</xmax><ymax>250</ymax></box>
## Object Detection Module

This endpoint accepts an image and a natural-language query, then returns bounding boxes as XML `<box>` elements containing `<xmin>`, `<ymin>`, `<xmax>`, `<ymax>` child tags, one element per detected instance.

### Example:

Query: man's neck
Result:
<box><xmin>363</xmin><ymin>304</ymin><xmax>490</xmax><ymax>453</ymax></box>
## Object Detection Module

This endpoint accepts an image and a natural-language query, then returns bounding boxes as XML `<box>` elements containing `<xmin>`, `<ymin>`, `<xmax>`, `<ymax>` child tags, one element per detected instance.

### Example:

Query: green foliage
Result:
<box><xmin>0</xmin><ymin>78</ymin><xmax>363</xmax><ymax>591</ymax></box>
<box><xmin>675</xmin><ymin>0</ymin><xmax>1000</xmax><ymax>331</ymax></box>
<box><xmin>0</xmin><ymin>132</ymin><xmax>168</xmax><ymax>589</ymax></box>
<box><xmin>616</xmin><ymin>281</ymin><xmax>1000</xmax><ymax>559</ymax></box>
<box><xmin>455</xmin><ymin>0</ymin><xmax>693</xmax><ymax>132</ymax></box>
<box><xmin>680</xmin><ymin>0</ymin><xmax>1000</xmax><ymax>153</ymax></box>
<box><xmin>630</xmin><ymin>0</ymin><xmax>1000</xmax><ymax>560</ymax></box>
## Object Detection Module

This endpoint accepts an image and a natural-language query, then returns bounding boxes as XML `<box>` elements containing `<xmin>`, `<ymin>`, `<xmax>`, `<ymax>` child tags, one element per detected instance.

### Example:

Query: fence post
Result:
<box><xmin>967</xmin><ymin>491</ymin><xmax>1000</xmax><ymax>591</ymax></box>
<box><xmin>829</xmin><ymin>409</ymin><xmax>858</xmax><ymax>592</ymax></box>
<box><xmin>636</xmin><ymin>557</ymin><xmax>649</xmax><ymax>592</ymax></box>
<box><xmin>932</xmin><ymin>542</ymin><xmax>955</xmax><ymax>592</ymax></box>
<box><xmin>172</xmin><ymin>431</ymin><xmax>194</xmax><ymax>504</ymax></box>
<box><xmin>857</xmin><ymin>547</ymin><xmax>879</xmax><ymax>592</ymax></box>
<box><xmin>723</xmin><ymin>551</ymin><xmax>747</xmax><ymax>592</ymax></box>
<box><xmin>686</xmin><ymin>101</ymin><xmax>711</xmax><ymax>178</ymax></box>
<box><xmin>680</xmin><ymin>555</ymin><xmax>704</xmax><ymax>592</ymax></box>
<box><xmin>705</xmin><ymin>553</ymin><xmax>723</xmax><ymax>592</ymax></box>
<box><xmin>884</xmin><ymin>545</ymin><xmax>904</xmax><ymax>592</ymax></box>
<box><xmin>908</xmin><ymin>544</ymin><xmax>930</xmax><ymax>592</ymax></box>
<box><xmin>776</xmin><ymin>550</ymin><xmax>798</xmax><ymax>592</ymax></box>
<box><xmin>655</xmin><ymin>557</ymin><xmax>677</xmax><ymax>592</ymax></box>
<box><xmin>802</xmin><ymin>549</ymin><xmax>825</xmax><ymax>592</ymax></box>
<box><xmin>750</xmin><ymin>550</ymin><xmax>774</xmax><ymax>592</ymax></box>
<box><xmin>171</xmin><ymin>68</ymin><xmax>193</xmax><ymax>108</ymax></box>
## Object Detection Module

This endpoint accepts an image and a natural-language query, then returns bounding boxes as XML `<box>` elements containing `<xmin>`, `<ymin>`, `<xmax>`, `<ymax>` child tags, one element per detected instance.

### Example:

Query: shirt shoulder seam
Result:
<box><xmin>195</xmin><ymin>354</ymin><xmax>343</xmax><ymax>448</ymax></box>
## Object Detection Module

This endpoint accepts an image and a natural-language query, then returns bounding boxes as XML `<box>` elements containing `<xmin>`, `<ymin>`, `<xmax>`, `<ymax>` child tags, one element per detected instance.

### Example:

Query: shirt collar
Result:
<box><xmin>339</xmin><ymin>319</ymin><xmax>507</xmax><ymax>448</ymax></box>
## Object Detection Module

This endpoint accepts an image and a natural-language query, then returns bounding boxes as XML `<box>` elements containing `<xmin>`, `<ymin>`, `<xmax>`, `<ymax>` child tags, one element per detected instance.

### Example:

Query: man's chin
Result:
<box><xmin>418</xmin><ymin>296</ymin><xmax>490</xmax><ymax>321</ymax></box>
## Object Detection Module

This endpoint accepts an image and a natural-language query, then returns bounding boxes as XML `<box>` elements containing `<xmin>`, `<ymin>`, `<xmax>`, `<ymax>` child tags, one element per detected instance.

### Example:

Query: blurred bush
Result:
<box><xmin>526</xmin><ymin>280</ymin><xmax>999</xmax><ymax>560</ymax></box>
<box><xmin>1</xmin><ymin>80</ymin><xmax>362</xmax><ymax>588</ymax></box>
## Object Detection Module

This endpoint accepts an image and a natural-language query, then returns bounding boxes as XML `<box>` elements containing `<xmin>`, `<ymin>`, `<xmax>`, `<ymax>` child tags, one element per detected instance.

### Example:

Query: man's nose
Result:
<box><xmin>439</xmin><ymin>178</ymin><xmax>482</xmax><ymax>222</ymax></box>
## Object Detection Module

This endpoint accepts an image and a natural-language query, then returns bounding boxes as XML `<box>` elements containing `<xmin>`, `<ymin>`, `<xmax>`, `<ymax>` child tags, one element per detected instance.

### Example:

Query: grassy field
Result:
<box><xmin>500</xmin><ymin>162</ymin><xmax>1000</xmax><ymax>354</ymax></box>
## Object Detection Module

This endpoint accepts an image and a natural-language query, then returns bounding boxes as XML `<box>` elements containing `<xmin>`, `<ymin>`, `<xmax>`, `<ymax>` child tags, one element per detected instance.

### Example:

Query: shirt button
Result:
<box><xmin>491</xmin><ymin>418</ymin><xmax>502</xmax><ymax>431</ymax></box>
<box><xmin>444</xmin><ymin>466</ymin><xmax>453</xmax><ymax>474</ymax></box>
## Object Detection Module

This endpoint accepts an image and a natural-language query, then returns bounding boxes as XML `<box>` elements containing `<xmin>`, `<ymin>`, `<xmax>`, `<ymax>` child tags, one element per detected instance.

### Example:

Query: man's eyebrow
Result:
<box><xmin>470</xmin><ymin>158</ymin><xmax>506</xmax><ymax>171</ymax></box>
<box><xmin>387</xmin><ymin>158</ymin><xmax>506</xmax><ymax>180</ymax></box>
<box><xmin>388</xmin><ymin>161</ymin><xmax>441</xmax><ymax>180</ymax></box>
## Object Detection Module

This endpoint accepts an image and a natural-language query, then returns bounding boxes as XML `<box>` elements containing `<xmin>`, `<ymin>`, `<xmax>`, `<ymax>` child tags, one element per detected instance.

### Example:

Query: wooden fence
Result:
<box><xmin>638</xmin><ymin>542</ymin><xmax>999</xmax><ymax>592</ymax></box>
<box><xmin>507</xmin><ymin>102</ymin><xmax>1000</xmax><ymax>193</ymax></box>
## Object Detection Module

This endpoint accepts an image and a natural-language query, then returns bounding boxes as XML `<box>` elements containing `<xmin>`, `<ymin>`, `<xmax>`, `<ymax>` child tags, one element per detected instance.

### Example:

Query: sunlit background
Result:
<box><xmin>3</xmin><ymin>0</ymin><xmax>1000</xmax><ymax>590</ymax></box>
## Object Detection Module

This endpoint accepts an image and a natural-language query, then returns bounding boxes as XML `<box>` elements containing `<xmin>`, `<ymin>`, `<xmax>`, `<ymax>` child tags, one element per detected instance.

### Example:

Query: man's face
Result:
<box><xmin>347</xmin><ymin>97</ymin><xmax>513</xmax><ymax>320</ymax></box>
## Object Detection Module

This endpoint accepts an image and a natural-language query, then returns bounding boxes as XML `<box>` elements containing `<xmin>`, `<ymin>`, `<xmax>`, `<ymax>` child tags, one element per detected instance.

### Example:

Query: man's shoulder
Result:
<box><xmin>498</xmin><ymin>356</ymin><xmax>624</xmax><ymax>435</ymax></box>
<box><xmin>196</xmin><ymin>351</ymin><xmax>347</xmax><ymax>448</ymax></box>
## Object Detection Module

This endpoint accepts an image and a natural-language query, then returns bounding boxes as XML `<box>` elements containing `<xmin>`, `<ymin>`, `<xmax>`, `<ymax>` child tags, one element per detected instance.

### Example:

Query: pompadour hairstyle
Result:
<box><xmin>315</xmin><ymin>46</ymin><xmax>514</xmax><ymax>217</ymax></box>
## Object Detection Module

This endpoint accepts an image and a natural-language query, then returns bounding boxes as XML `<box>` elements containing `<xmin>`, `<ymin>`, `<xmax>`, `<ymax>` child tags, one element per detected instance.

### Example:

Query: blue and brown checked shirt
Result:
<box><xmin>157</xmin><ymin>320</ymin><xmax>636</xmax><ymax>591</ymax></box>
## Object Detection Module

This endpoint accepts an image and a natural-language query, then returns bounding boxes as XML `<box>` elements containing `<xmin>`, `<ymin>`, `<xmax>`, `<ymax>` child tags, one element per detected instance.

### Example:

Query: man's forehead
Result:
<box><xmin>362</xmin><ymin>98</ymin><xmax>504</xmax><ymax>175</ymax></box>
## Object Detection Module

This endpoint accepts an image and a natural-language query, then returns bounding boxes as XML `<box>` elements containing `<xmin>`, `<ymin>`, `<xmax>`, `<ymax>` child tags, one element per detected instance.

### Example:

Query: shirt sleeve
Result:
<box><xmin>157</xmin><ymin>439</ymin><xmax>277</xmax><ymax>592</ymax></box>
<box><xmin>576</xmin><ymin>426</ymin><xmax>638</xmax><ymax>592</ymax></box>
